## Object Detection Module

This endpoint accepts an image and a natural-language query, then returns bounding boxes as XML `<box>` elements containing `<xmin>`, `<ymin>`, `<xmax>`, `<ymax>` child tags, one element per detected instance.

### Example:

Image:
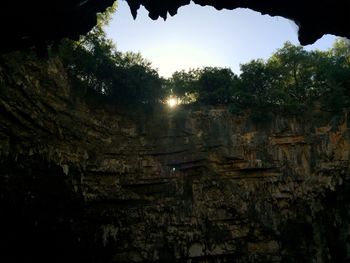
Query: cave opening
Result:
<box><xmin>1</xmin><ymin>1</ymin><xmax>350</xmax><ymax>262</ymax></box>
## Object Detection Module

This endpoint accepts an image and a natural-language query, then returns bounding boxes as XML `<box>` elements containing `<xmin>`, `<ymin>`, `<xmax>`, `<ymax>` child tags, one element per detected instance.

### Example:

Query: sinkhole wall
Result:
<box><xmin>1</xmin><ymin>53</ymin><xmax>350</xmax><ymax>262</ymax></box>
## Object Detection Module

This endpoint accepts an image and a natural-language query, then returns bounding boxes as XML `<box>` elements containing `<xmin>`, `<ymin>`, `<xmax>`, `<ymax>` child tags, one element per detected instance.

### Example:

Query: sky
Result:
<box><xmin>105</xmin><ymin>0</ymin><xmax>337</xmax><ymax>78</ymax></box>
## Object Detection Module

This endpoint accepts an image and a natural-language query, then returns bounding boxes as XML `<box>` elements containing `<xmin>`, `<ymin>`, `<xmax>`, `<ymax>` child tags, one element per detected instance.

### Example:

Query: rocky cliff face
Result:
<box><xmin>1</xmin><ymin>53</ymin><xmax>350</xmax><ymax>262</ymax></box>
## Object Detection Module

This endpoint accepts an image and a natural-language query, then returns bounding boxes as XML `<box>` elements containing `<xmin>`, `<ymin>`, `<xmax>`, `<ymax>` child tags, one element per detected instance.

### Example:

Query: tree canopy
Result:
<box><xmin>164</xmin><ymin>39</ymin><xmax>350</xmax><ymax>115</ymax></box>
<box><xmin>57</xmin><ymin>4</ymin><xmax>165</xmax><ymax>107</ymax></box>
<box><xmin>55</xmin><ymin>7</ymin><xmax>350</xmax><ymax>116</ymax></box>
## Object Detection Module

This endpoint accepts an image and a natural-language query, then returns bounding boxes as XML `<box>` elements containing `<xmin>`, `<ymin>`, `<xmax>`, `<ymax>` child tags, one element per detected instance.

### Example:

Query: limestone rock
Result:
<box><xmin>1</xmin><ymin>53</ymin><xmax>350</xmax><ymax>262</ymax></box>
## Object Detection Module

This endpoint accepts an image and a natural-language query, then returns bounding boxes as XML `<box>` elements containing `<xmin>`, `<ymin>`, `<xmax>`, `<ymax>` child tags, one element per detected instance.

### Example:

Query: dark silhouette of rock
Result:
<box><xmin>0</xmin><ymin>0</ymin><xmax>349</xmax><ymax>53</ymax></box>
<box><xmin>127</xmin><ymin>0</ymin><xmax>350</xmax><ymax>45</ymax></box>
<box><xmin>0</xmin><ymin>0</ymin><xmax>115</xmax><ymax>53</ymax></box>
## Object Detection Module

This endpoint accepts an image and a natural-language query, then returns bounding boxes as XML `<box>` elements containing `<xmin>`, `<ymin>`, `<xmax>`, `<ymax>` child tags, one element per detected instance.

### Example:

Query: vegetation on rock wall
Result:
<box><xmin>168</xmin><ymin>39</ymin><xmax>350</xmax><ymax>115</ymax></box>
<box><xmin>2</xmin><ymin>6</ymin><xmax>350</xmax><ymax>262</ymax></box>
<box><xmin>55</xmin><ymin>5</ymin><xmax>350</xmax><ymax>117</ymax></box>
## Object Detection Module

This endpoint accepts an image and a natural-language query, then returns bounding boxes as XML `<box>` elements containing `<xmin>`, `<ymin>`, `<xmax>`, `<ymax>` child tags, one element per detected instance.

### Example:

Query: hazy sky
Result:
<box><xmin>105</xmin><ymin>0</ymin><xmax>337</xmax><ymax>78</ymax></box>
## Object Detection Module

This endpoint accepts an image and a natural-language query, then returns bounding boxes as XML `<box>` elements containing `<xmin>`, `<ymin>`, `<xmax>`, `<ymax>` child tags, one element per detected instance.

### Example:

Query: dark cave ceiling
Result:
<box><xmin>1</xmin><ymin>0</ymin><xmax>349</xmax><ymax>53</ymax></box>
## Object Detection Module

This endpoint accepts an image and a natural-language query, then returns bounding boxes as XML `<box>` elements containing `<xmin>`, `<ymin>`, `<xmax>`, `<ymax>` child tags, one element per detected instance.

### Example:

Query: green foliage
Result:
<box><xmin>238</xmin><ymin>59</ymin><xmax>274</xmax><ymax>108</ymax></box>
<box><xmin>57</xmin><ymin>7</ymin><xmax>350</xmax><ymax>121</ymax></box>
<box><xmin>57</xmin><ymin>14</ymin><xmax>165</xmax><ymax>106</ymax></box>
<box><xmin>161</xmin><ymin>39</ymin><xmax>350</xmax><ymax>118</ymax></box>
<box><xmin>166</xmin><ymin>67</ymin><xmax>239</xmax><ymax>106</ymax></box>
<box><xmin>237</xmin><ymin>40</ymin><xmax>350</xmax><ymax>115</ymax></box>
<box><xmin>166</xmin><ymin>69</ymin><xmax>200</xmax><ymax>103</ymax></box>
<box><xmin>96</xmin><ymin>1</ymin><xmax>118</xmax><ymax>29</ymax></box>
<box><xmin>332</xmin><ymin>38</ymin><xmax>350</xmax><ymax>61</ymax></box>
<box><xmin>197</xmin><ymin>67</ymin><xmax>239</xmax><ymax>105</ymax></box>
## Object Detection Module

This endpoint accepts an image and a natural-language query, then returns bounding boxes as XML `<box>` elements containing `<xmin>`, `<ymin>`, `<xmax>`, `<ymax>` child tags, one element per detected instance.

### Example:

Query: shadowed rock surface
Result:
<box><xmin>0</xmin><ymin>0</ymin><xmax>115</xmax><ymax>53</ymax></box>
<box><xmin>1</xmin><ymin>52</ymin><xmax>350</xmax><ymax>262</ymax></box>
<box><xmin>1</xmin><ymin>0</ymin><xmax>350</xmax><ymax>53</ymax></box>
<box><xmin>127</xmin><ymin>0</ymin><xmax>350</xmax><ymax>45</ymax></box>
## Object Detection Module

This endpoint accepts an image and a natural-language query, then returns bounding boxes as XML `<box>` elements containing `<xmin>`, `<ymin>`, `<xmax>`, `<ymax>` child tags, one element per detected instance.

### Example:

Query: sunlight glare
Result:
<box><xmin>167</xmin><ymin>97</ymin><xmax>178</xmax><ymax>108</ymax></box>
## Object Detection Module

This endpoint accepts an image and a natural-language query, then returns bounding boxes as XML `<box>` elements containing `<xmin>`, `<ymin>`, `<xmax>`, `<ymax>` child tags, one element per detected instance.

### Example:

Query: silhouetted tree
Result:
<box><xmin>196</xmin><ymin>67</ymin><xmax>239</xmax><ymax>105</ymax></box>
<box><xmin>57</xmin><ymin>3</ymin><xmax>164</xmax><ymax>106</ymax></box>
<box><xmin>167</xmin><ymin>69</ymin><xmax>200</xmax><ymax>103</ymax></box>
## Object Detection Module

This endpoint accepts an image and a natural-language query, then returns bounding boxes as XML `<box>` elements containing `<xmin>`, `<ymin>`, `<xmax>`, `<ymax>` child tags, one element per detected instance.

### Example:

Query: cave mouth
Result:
<box><xmin>7</xmin><ymin>1</ymin><xmax>340</xmax><ymax>85</ymax></box>
<box><xmin>1</xmin><ymin>1</ymin><xmax>350</xmax><ymax>262</ymax></box>
<box><xmin>105</xmin><ymin>1</ymin><xmax>337</xmax><ymax>78</ymax></box>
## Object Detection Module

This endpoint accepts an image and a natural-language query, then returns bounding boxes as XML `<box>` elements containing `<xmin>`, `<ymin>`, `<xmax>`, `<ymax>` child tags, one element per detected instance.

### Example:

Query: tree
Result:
<box><xmin>167</xmin><ymin>69</ymin><xmax>200</xmax><ymax>103</ymax></box>
<box><xmin>267</xmin><ymin>42</ymin><xmax>314</xmax><ymax>104</ymax></box>
<box><xmin>331</xmin><ymin>38</ymin><xmax>350</xmax><ymax>62</ymax></box>
<box><xmin>318</xmin><ymin>38</ymin><xmax>350</xmax><ymax>111</ymax></box>
<box><xmin>238</xmin><ymin>59</ymin><xmax>273</xmax><ymax>108</ymax></box>
<box><xmin>196</xmin><ymin>67</ymin><xmax>238</xmax><ymax>105</ymax></box>
<box><xmin>57</xmin><ymin>1</ymin><xmax>164</xmax><ymax>106</ymax></box>
<box><xmin>110</xmin><ymin>54</ymin><xmax>165</xmax><ymax>105</ymax></box>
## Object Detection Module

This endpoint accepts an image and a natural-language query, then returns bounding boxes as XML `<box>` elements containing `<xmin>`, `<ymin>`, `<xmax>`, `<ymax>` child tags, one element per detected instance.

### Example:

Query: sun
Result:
<box><xmin>167</xmin><ymin>97</ymin><xmax>178</xmax><ymax>108</ymax></box>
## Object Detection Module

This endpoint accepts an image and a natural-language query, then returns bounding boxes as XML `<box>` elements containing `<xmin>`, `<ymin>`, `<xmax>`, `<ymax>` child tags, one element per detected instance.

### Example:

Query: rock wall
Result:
<box><xmin>1</xmin><ymin>53</ymin><xmax>350</xmax><ymax>262</ymax></box>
